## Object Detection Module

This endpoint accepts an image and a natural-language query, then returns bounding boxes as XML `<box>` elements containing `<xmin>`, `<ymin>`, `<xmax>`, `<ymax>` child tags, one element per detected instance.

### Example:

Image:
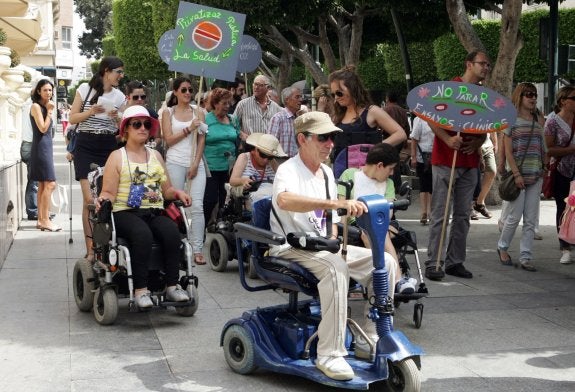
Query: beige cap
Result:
<box><xmin>294</xmin><ymin>111</ymin><xmax>342</xmax><ymax>135</ymax></box>
<box><xmin>246</xmin><ymin>133</ymin><xmax>287</xmax><ymax>158</ymax></box>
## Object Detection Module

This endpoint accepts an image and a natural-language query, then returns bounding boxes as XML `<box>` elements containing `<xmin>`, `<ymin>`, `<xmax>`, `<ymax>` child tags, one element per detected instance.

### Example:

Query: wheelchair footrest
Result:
<box><xmin>158</xmin><ymin>299</ymin><xmax>195</xmax><ymax>308</ymax></box>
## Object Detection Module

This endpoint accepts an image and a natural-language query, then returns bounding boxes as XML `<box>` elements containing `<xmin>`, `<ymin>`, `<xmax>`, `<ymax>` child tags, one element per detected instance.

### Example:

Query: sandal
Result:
<box><xmin>497</xmin><ymin>249</ymin><xmax>513</xmax><ymax>266</ymax></box>
<box><xmin>194</xmin><ymin>253</ymin><xmax>206</xmax><ymax>265</ymax></box>
<box><xmin>420</xmin><ymin>213</ymin><xmax>428</xmax><ymax>225</ymax></box>
<box><xmin>473</xmin><ymin>203</ymin><xmax>493</xmax><ymax>218</ymax></box>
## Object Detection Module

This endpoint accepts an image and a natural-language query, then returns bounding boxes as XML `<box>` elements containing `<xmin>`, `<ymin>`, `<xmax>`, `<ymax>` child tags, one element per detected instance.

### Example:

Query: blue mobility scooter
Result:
<box><xmin>220</xmin><ymin>195</ymin><xmax>423</xmax><ymax>390</ymax></box>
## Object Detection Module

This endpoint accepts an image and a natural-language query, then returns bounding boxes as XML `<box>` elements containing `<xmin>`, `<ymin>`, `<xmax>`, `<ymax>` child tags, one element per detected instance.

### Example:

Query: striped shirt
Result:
<box><xmin>76</xmin><ymin>83</ymin><xmax>125</xmax><ymax>135</ymax></box>
<box><xmin>233</xmin><ymin>96</ymin><xmax>281</xmax><ymax>135</ymax></box>
<box><xmin>267</xmin><ymin>107</ymin><xmax>297</xmax><ymax>157</ymax></box>
<box><xmin>241</xmin><ymin>152</ymin><xmax>276</xmax><ymax>183</ymax></box>
<box><xmin>504</xmin><ymin>117</ymin><xmax>545</xmax><ymax>186</ymax></box>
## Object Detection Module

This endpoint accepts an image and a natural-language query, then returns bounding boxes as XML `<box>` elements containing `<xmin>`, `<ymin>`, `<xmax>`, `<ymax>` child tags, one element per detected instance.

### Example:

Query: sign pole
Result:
<box><xmin>435</xmin><ymin>150</ymin><xmax>458</xmax><ymax>271</ymax></box>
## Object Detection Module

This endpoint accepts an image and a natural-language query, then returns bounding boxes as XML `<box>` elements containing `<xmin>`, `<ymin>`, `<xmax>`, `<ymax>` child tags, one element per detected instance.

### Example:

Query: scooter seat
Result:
<box><xmin>257</xmin><ymin>256</ymin><xmax>319</xmax><ymax>297</ymax></box>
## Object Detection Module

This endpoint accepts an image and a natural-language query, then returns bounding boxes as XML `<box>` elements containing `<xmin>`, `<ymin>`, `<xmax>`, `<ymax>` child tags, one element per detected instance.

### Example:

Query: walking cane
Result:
<box><xmin>68</xmin><ymin>159</ymin><xmax>74</xmax><ymax>244</ymax></box>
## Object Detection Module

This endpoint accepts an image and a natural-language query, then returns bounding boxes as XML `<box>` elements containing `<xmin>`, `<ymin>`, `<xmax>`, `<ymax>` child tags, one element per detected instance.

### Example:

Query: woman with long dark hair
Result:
<box><xmin>69</xmin><ymin>56</ymin><xmax>126</xmax><ymax>260</ymax></box>
<box><xmin>162</xmin><ymin>77</ymin><xmax>207</xmax><ymax>265</ymax></box>
<box><xmin>29</xmin><ymin>79</ymin><xmax>59</xmax><ymax>231</ymax></box>
<box><xmin>328</xmin><ymin>66</ymin><xmax>406</xmax><ymax>162</ymax></box>
<box><xmin>544</xmin><ymin>84</ymin><xmax>575</xmax><ymax>264</ymax></box>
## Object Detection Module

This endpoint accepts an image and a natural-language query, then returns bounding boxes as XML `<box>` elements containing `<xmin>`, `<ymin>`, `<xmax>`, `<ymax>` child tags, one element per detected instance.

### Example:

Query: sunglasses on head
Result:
<box><xmin>257</xmin><ymin>149</ymin><xmax>273</xmax><ymax>159</ymax></box>
<box><xmin>331</xmin><ymin>90</ymin><xmax>344</xmax><ymax>98</ymax></box>
<box><xmin>564</xmin><ymin>96</ymin><xmax>575</xmax><ymax>101</ymax></box>
<box><xmin>131</xmin><ymin>94</ymin><xmax>146</xmax><ymax>100</ymax></box>
<box><xmin>180</xmin><ymin>87</ymin><xmax>192</xmax><ymax>94</ymax></box>
<box><xmin>129</xmin><ymin>120</ymin><xmax>152</xmax><ymax>130</ymax></box>
<box><xmin>522</xmin><ymin>91</ymin><xmax>537</xmax><ymax>99</ymax></box>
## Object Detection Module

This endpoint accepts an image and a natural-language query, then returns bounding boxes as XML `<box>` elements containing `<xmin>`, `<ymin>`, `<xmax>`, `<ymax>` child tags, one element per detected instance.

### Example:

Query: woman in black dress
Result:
<box><xmin>29</xmin><ymin>79</ymin><xmax>60</xmax><ymax>231</ymax></box>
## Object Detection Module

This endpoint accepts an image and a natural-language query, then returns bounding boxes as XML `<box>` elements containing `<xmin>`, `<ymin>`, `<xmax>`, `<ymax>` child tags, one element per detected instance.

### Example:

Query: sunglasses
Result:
<box><xmin>522</xmin><ymin>91</ymin><xmax>537</xmax><ymax>99</ymax></box>
<box><xmin>331</xmin><ymin>90</ymin><xmax>344</xmax><ymax>98</ymax></box>
<box><xmin>179</xmin><ymin>87</ymin><xmax>192</xmax><ymax>94</ymax></box>
<box><xmin>129</xmin><ymin>120</ymin><xmax>152</xmax><ymax>130</ymax></box>
<box><xmin>564</xmin><ymin>96</ymin><xmax>575</xmax><ymax>101</ymax></box>
<box><xmin>131</xmin><ymin>94</ymin><xmax>146</xmax><ymax>100</ymax></box>
<box><xmin>257</xmin><ymin>149</ymin><xmax>273</xmax><ymax>159</ymax></box>
<box><xmin>304</xmin><ymin>132</ymin><xmax>338</xmax><ymax>142</ymax></box>
<box><xmin>113</xmin><ymin>69</ymin><xmax>125</xmax><ymax>75</ymax></box>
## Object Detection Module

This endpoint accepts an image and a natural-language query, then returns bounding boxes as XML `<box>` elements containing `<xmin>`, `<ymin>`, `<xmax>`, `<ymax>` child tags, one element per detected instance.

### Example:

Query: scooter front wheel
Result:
<box><xmin>386</xmin><ymin>358</ymin><xmax>421</xmax><ymax>392</ymax></box>
<box><xmin>223</xmin><ymin>325</ymin><xmax>257</xmax><ymax>374</ymax></box>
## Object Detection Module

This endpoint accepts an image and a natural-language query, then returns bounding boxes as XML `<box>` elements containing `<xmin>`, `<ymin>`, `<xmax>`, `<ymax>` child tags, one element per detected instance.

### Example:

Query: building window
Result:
<box><xmin>62</xmin><ymin>27</ymin><xmax>72</xmax><ymax>49</ymax></box>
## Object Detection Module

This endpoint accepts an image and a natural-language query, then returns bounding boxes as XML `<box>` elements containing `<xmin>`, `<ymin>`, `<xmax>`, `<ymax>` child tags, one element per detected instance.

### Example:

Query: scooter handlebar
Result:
<box><xmin>392</xmin><ymin>199</ymin><xmax>410</xmax><ymax>211</ymax></box>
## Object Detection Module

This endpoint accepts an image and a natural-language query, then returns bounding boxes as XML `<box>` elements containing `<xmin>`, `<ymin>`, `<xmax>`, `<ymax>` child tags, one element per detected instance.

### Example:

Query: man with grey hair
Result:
<box><xmin>267</xmin><ymin>86</ymin><xmax>303</xmax><ymax>157</ymax></box>
<box><xmin>233</xmin><ymin>74</ymin><xmax>282</xmax><ymax>142</ymax></box>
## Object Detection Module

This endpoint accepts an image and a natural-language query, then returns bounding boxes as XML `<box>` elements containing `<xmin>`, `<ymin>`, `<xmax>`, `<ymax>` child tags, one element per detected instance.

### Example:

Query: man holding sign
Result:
<box><xmin>425</xmin><ymin>51</ymin><xmax>490</xmax><ymax>281</ymax></box>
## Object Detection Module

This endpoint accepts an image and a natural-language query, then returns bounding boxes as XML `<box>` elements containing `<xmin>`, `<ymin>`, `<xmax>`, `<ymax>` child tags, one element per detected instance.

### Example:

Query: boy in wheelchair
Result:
<box><xmin>338</xmin><ymin>143</ymin><xmax>418</xmax><ymax>294</ymax></box>
<box><xmin>94</xmin><ymin>106</ymin><xmax>193</xmax><ymax>309</ymax></box>
<box><xmin>269</xmin><ymin>112</ymin><xmax>398</xmax><ymax>380</ymax></box>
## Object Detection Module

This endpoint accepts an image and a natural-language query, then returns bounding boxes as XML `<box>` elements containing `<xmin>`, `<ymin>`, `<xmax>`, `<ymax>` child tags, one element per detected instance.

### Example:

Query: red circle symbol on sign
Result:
<box><xmin>192</xmin><ymin>21</ymin><xmax>222</xmax><ymax>51</ymax></box>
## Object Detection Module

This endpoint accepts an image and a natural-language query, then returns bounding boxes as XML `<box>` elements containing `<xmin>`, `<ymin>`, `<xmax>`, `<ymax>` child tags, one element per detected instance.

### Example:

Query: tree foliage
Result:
<box><xmin>74</xmin><ymin>0</ymin><xmax>113</xmax><ymax>59</ymax></box>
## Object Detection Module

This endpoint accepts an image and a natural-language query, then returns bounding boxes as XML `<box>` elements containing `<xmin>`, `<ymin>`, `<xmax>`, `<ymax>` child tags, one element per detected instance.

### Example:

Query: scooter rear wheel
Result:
<box><xmin>386</xmin><ymin>358</ymin><xmax>421</xmax><ymax>391</ymax></box>
<box><xmin>73</xmin><ymin>258</ymin><xmax>95</xmax><ymax>312</ymax></box>
<box><xmin>223</xmin><ymin>325</ymin><xmax>257</xmax><ymax>374</ymax></box>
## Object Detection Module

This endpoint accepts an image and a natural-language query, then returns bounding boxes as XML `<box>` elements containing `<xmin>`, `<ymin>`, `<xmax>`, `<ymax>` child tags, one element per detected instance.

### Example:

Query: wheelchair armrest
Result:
<box><xmin>234</xmin><ymin>222</ymin><xmax>285</xmax><ymax>246</ymax></box>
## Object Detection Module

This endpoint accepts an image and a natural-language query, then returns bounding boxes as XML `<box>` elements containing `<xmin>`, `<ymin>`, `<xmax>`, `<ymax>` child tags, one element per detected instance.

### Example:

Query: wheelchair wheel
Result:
<box><xmin>93</xmin><ymin>288</ymin><xmax>118</xmax><ymax>325</ymax></box>
<box><xmin>73</xmin><ymin>258</ymin><xmax>95</xmax><ymax>312</ymax></box>
<box><xmin>205</xmin><ymin>233</ymin><xmax>228</xmax><ymax>272</ymax></box>
<box><xmin>386</xmin><ymin>358</ymin><xmax>421</xmax><ymax>392</ymax></box>
<box><xmin>175</xmin><ymin>283</ymin><xmax>199</xmax><ymax>317</ymax></box>
<box><xmin>223</xmin><ymin>325</ymin><xmax>257</xmax><ymax>374</ymax></box>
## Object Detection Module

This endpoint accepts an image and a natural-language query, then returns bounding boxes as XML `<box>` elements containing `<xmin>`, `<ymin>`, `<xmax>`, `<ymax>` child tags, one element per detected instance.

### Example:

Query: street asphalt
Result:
<box><xmin>1</xmin><ymin>131</ymin><xmax>574</xmax><ymax>391</ymax></box>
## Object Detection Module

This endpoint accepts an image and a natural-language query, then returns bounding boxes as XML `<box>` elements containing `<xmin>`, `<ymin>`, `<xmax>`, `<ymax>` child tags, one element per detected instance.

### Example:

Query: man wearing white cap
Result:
<box><xmin>230</xmin><ymin>133</ymin><xmax>287</xmax><ymax>206</ymax></box>
<box><xmin>270</xmin><ymin>111</ymin><xmax>397</xmax><ymax>381</ymax></box>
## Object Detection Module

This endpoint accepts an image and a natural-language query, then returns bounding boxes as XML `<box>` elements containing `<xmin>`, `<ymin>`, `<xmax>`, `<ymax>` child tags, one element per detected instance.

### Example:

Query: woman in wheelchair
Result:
<box><xmin>229</xmin><ymin>133</ymin><xmax>286</xmax><ymax>207</ymax></box>
<box><xmin>95</xmin><ymin>105</ymin><xmax>193</xmax><ymax>309</ymax></box>
<box><xmin>338</xmin><ymin>143</ymin><xmax>417</xmax><ymax>294</ymax></box>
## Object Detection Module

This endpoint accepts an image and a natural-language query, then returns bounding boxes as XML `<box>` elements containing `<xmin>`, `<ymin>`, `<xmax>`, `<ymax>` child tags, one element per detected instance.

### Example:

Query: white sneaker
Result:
<box><xmin>534</xmin><ymin>230</ymin><xmax>543</xmax><ymax>240</ymax></box>
<box><xmin>166</xmin><ymin>287</ymin><xmax>190</xmax><ymax>302</ymax></box>
<box><xmin>316</xmin><ymin>355</ymin><xmax>354</xmax><ymax>380</ymax></box>
<box><xmin>560</xmin><ymin>250</ymin><xmax>572</xmax><ymax>264</ymax></box>
<box><xmin>396</xmin><ymin>277</ymin><xmax>417</xmax><ymax>294</ymax></box>
<box><xmin>135</xmin><ymin>291</ymin><xmax>153</xmax><ymax>309</ymax></box>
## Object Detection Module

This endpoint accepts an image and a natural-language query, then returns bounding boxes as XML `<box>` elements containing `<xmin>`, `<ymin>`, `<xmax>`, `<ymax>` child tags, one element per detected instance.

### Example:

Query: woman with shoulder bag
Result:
<box><xmin>69</xmin><ymin>56</ymin><xmax>126</xmax><ymax>261</ymax></box>
<box><xmin>544</xmin><ymin>84</ymin><xmax>575</xmax><ymax>264</ymax></box>
<box><xmin>497</xmin><ymin>83</ymin><xmax>546</xmax><ymax>272</ymax></box>
<box><xmin>162</xmin><ymin>77</ymin><xmax>207</xmax><ymax>265</ymax></box>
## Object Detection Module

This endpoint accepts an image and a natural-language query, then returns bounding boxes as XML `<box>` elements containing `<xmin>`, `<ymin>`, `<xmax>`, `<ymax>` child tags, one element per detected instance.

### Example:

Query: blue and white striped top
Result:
<box><xmin>76</xmin><ymin>83</ymin><xmax>125</xmax><ymax>135</ymax></box>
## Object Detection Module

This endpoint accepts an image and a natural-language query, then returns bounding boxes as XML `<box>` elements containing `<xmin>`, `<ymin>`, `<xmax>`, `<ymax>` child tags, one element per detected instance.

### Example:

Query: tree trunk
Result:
<box><xmin>446</xmin><ymin>0</ymin><xmax>486</xmax><ymax>53</ymax></box>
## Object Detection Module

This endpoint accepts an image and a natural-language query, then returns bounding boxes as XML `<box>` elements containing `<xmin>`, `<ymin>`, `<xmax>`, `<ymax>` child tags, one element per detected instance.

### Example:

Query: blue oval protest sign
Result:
<box><xmin>158</xmin><ymin>29</ymin><xmax>176</xmax><ymax>66</ymax></box>
<box><xmin>237</xmin><ymin>35</ymin><xmax>262</xmax><ymax>73</ymax></box>
<box><xmin>407</xmin><ymin>81</ymin><xmax>516</xmax><ymax>134</ymax></box>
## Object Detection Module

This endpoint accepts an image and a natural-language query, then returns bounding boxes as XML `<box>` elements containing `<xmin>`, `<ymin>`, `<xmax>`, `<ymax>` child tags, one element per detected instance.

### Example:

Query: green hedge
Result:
<box><xmin>432</xmin><ymin>9</ymin><xmax>575</xmax><ymax>83</ymax></box>
<box><xmin>378</xmin><ymin>41</ymin><xmax>438</xmax><ymax>86</ymax></box>
<box><xmin>112</xmin><ymin>0</ymin><xmax>169</xmax><ymax>81</ymax></box>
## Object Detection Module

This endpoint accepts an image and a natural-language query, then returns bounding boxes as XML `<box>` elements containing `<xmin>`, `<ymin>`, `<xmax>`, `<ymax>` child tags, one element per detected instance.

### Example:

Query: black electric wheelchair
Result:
<box><xmin>72</xmin><ymin>167</ymin><xmax>199</xmax><ymax>325</ymax></box>
<box><xmin>204</xmin><ymin>179</ymin><xmax>269</xmax><ymax>278</ymax></box>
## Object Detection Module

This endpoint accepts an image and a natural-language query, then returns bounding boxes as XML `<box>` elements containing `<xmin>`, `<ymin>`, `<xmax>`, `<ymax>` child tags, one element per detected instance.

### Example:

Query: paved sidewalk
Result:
<box><xmin>1</xmin><ymin>133</ymin><xmax>574</xmax><ymax>391</ymax></box>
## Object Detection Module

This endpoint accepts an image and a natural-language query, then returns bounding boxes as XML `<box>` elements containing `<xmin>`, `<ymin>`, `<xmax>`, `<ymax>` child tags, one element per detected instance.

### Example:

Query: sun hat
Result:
<box><xmin>245</xmin><ymin>133</ymin><xmax>287</xmax><ymax>158</ymax></box>
<box><xmin>294</xmin><ymin>111</ymin><xmax>342</xmax><ymax>135</ymax></box>
<box><xmin>119</xmin><ymin>105</ymin><xmax>160</xmax><ymax>138</ymax></box>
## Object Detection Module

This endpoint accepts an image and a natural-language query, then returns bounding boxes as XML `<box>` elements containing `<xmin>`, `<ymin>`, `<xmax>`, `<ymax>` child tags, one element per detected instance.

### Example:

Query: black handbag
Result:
<box><xmin>67</xmin><ymin>87</ymin><xmax>92</xmax><ymax>154</ymax></box>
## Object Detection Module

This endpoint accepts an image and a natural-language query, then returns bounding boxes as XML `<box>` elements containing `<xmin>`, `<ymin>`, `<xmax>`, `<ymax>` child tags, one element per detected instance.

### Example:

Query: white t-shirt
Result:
<box><xmin>270</xmin><ymin>154</ymin><xmax>340</xmax><ymax>254</ymax></box>
<box><xmin>165</xmin><ymin>106</ymin><xmax>203</xmax><ymax>167</ymax></box>
<box><xmin>410</xmin><ymin>117</ymin><xmax>435</xmax><ymax>162</ymax></box>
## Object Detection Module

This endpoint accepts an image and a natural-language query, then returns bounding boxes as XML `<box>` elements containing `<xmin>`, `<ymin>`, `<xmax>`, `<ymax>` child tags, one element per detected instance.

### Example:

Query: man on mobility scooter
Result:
<box><xmin>269</xmin><ymin>112</ymin><xmax>400</xmax><ymax>380</ymax></box>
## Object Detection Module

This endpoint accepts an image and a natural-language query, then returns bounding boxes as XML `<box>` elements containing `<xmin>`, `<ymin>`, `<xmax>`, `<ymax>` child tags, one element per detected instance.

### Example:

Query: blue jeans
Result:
<box><xmin>166</xmin><ymin>161</ymin><xmax>207</xmax><ymax>254</ymax></box>
<box><xmin>498</xmin><ymin>178</ymin><xmax>543</xmax><ymax>262</ymax></box>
